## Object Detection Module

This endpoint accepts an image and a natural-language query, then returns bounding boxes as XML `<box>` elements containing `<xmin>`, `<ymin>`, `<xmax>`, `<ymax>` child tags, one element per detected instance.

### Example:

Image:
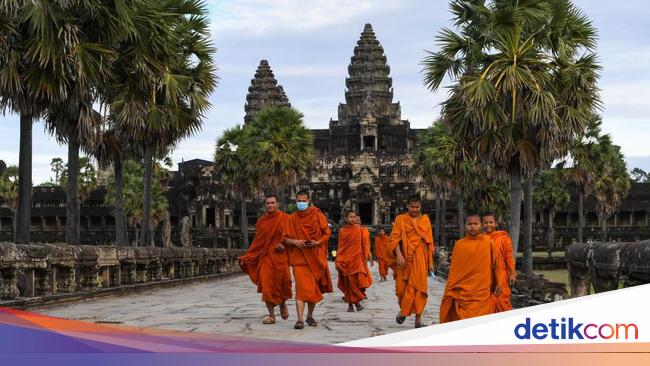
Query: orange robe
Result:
<box><xmin>374</xmin><ymin>234</ymin><xmax>390</xmax><ymax>277</ymax></box>
<box><xmin>361</xmin><ymin>226</ymin><xmax>374</xmax><ymax>287</ymax></box>
<box><xmin>490</xmin><ymin>231</ymin><xmax>515</xmax><ymax>312</ymax></box>
<box><xmin>386</xmin><ymin>213</ymin><xmax>435</xmax><ymax>317</ymax></box>
<box><xmin>283</xmin><ymin>206</ymin><xmax>333</xmax><ymax>303</ymax></box>
<box><xmin>336</xmin><ymin>225</ymin><xmax>372</xmax><ymax>304</ymax></box>
<box><xmin>239</xmin><ymin>210</ymin><xmax>292</xmax><ymax>305</ymax></box>
<box><xmin>439</xmin><ymin>234</ymin><xmax>506</xmax><ymax>323</ymax></box>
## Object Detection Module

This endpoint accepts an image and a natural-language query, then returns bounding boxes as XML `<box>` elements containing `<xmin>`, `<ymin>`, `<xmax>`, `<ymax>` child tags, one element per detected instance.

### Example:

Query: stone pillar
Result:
<box><xmin>57</xmin><ymin>267</ymin><xmax>76</xmax><ymax>293</ymax></box>
<box><xmin>102</xmin><ymin>266</ymin><xmax>110</xmax><ymax>287</ymax></box>
<box><xmin>170</xmin><ymin>263</ymin><xmax>176</xmax><ymax>280</ymax></box>
<box><xmin>36</xmin><ymin>269</ymin><xmax>52</xmax><ymax>294</ymax></box>
<box><xmin>215</xmin><ymin>208</ymin><xmax>221</xmax><ymax>229</ymax></box>
<box><xmin>630</xmin><ymin>210</ymin><xmax>634</xmax><ymax>226</ymax></box>
<box><xmin>101</xmin><ymin>216</ymin><xmax>106</xmax><ymax>230</ymax></box>
<box><xmin>49</xmin><ymin>267</ymin><xmax>58</xmax><ymax>294</ymax></box>
<box><xmin>55</xmin><ymin>216</ymin><xmax>61</xmax><ymax>231</ymax></box>
<box><xmin>24</xmin><ymin>268</ymin><xmax>36</xmax><ymax>297</ymax></box>
<box><xmin>40</xmin><ymin>216</ymin><xmax>46</xmax><ymax>231</ymax></box>
<box><xmin>614</xmin><ymin>213</ymin><xmax>618</xmax><ymax>227</ymax></box>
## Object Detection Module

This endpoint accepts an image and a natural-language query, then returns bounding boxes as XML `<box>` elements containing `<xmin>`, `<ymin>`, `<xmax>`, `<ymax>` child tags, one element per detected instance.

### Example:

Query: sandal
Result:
<box><xmin>263</xmin><ymin>315</ymin><xmax>276</xmax><ymax>325</ymax></box>
<box><xmin>396</xmin><ymin>312</ymin><xmax>406</xmax><ymax>325</ymax></box>
<box><xmin>306</xmin><ymin>317</ymin><xmax>318</xmax><ymax>327</ymax></box>
<box><xmin>294</xmin><ymin>320</ymin><xmax>304</xmax><ymax>329</ymax></box>
<box><xmin>415</xmin><ymin>322</ymin><xmax>427</xmax><ymax>328</ymax></box>
<box><xmin>280</xmin><ymin>304</ymin><xmax>289</xmax><ymax>320</ymax></box>
<box><xmin>347</xmin><ymin>305</ymin><xmax>355</xmax><ymax>312</ymax></box>
<box><xmin>355</xmin><ymin>303</ymin><xmax>364</xmax><ymax>311</ymax></box>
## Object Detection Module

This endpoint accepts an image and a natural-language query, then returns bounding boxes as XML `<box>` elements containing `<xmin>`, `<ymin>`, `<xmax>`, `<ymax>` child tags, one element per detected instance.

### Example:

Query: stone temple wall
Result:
<box><xmin>566</xmin><ymin>240</ymin><xmax>650</xmax><ymax>297</ymax></box>
<box><xmin>0</xmin><ymin>243</ymin><xmax>244</xmax><ymax>307</ymax></box>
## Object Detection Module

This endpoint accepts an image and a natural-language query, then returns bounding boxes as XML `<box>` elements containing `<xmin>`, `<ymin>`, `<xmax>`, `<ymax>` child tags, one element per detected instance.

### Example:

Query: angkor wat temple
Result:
<box><xmin>1</xmin><ymin>24</ymin><xmax>649</xmax><ymax>249</ymax></box>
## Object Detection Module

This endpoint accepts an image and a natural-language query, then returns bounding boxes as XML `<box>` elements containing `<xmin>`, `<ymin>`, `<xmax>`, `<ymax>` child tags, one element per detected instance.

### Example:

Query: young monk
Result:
<box><xmin>283</xmin><ymin>190</ymin><xmax>333</xmax><ymax>329</ymax></box>
<box><xmin>336</xmin><ymin>211</ymin><xmax>372</xmax><ymax>312</ymax></box>
<box><xmin>355</xmin><ymin>215</ymin><xmax>374</xmax><ymax>288</ymax></box>
<box><xmin>482</xmin><ymin>213</ymin><xmax>516</xmax><ymax>312</ymax></box>
<box><xmin>386</xmin><ymin>195</ymin><xmax>435</xmax><ymax>328</ymax></box>
<box><xmin>239</xmin><ymin>195</ymin><xmax>292</xmax><ymax>324</ymax></box>
<box><xmin>374</xmin><ymin>228</ymin><xmax>390</xmax><ymax>282</ymax></box>
<box><xmin>439</xmin><ymin>214</ymin><xmax>506</xmax><ymax>323</ymax></box>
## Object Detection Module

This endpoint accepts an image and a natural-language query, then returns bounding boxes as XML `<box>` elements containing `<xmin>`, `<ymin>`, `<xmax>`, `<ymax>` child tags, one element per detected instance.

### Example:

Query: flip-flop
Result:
<box><xmin>396</xmin><ymin>312</ymin><xmax>406</xmax><ymax>324</ymax></box>
<box><xmin>306</xmin><ymin>317</ymin><xmax>317</xmax><ymax>327</ymax></box>
<box><xmin>294</xmin><ymin>321</ymin><xmax>304</xmax><ymax>329</ymax></box>
<box><xmin>263</xmin><ymin>316</ymin><xmax>276</xmax><ymax>325</ymax></box>
<box><xmin>280</xmin><ymin>304</ymin><xmax>289</xmax><ymax>320</ymax></box>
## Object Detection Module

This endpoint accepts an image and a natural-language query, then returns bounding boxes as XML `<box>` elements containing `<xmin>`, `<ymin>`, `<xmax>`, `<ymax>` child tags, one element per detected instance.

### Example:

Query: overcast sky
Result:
<box><xmin>1</xmin><ymin>0</ymin><xmax>649</xmax><ymax>184</ymax></box>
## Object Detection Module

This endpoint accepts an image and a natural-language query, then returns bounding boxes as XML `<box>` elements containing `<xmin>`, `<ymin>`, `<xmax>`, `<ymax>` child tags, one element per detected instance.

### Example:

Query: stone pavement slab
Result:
<box><xmin>35</xmin><ymin>262</ymin><xmax>446</xmax><ymax>344</ymax></box>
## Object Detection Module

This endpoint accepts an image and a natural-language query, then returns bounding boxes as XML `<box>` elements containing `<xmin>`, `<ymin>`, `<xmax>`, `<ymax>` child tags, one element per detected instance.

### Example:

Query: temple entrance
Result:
<box><xmin>205</xmin><ymin>207</ymin><xmax>215</xmax><ymax>227</ymax></box>
<box><xmin>358</xmin><ymin>202</ymin><xmax>373</xmax><ymax>225</ymax></box>
<box><xmin>363</xmin><ymin>136</ymin><xmax>375</xmax><ymax>150</ymax></box>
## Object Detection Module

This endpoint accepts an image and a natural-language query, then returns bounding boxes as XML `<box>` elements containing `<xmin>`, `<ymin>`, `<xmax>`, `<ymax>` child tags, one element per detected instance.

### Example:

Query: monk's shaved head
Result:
<box><xmin>465</xmin><ymin>213</ymin><xmax>482</xmax><ymax>237</ymax></box>
<box><xmin>482</xmin><ymin>213</ymin><xmax>497</xmax><ymax>233</ymax></box>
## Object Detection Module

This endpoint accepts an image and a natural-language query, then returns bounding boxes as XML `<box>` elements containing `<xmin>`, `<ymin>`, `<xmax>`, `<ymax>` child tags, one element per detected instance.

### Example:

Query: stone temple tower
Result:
<box><xmin>244</xmin><ymin>60</ymin><xmax>291</xmax><ymax>124</ymax></box>
<box><xmin>325</xmin><ymin>23</ymin><xmax>412</xmax><ymax>154</ymax></box>
<box><xmin>307</xmin><ymin>23</ymin><xmax>424</xmax><ymax>227</ymax></box>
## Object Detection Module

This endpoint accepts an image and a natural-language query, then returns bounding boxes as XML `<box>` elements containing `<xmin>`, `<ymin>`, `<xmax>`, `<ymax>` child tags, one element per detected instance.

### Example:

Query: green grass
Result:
<box><xmin>517</xmin><ymin>251</ymin><xmax>565</xmax><ymax>258</ymax></box>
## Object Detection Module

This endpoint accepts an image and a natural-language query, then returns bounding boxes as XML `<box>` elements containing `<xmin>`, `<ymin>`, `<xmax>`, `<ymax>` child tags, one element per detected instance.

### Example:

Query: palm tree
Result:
<box><xmin>50</xmin><ymin>158</ymin><xmax>65</xmax><ymax>186</ymax></box>
<box><xmin>108</xmin><ymin>0</ymin><xmax>216</xmax><ymax>246</ymax></box>
<box><xmin>591</xmin><ymin>137</ymin><xmax>630</xmax><ymax>239</ymax></box>
<box><xmin>533</xmin><ymin>168</ymin><xmax>570</xmax><ymax>261</ymax></box>
<box><xmin>239</xmin><ymin>107</ymin><xmax>313</xmax><ymax>209</ymax></box>
<box><xmin>563</xmin><ymin>115</ymin><xmax>610</xmax><ymax>243</ymax></box>
<box><xmin>0</xmin><ymin>2</ymin><xmax>76</xmax><ymax>243</ymax></box>
<box><xmin>214</xmin><ymin>126</ymin><xmax>257</xmax><ymax>248</ymax></box>
<box><xmin>0</xmin><ymin>165</ymin><xmax>19</xmax><ymax>232</ymax></box>
<box><xmin>422</xmin><ymin>0</ymin><xmax>600</xmax><ymax>259</ymax></box>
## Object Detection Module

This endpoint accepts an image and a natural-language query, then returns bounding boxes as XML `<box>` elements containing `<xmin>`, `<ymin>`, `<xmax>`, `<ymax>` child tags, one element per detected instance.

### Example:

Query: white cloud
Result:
<box><xmin>209</xmin><ymin>0</ymin><xmax>405</xmax><ymax>39</ymax></box>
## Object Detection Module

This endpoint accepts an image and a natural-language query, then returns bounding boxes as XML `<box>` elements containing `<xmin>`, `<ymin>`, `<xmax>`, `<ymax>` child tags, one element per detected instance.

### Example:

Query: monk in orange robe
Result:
<box><xmin>482</xmin><ymin>213</ymin><xmax>516</xmax><ymax>312</ymax></box>
<box><xmin>374</xmin><ymin>228</ymin><xmax>390</xmax><ymax>282</ymax></box>
<box><xmin>283</xmin><ymin>190</ymin><xmax>332</xmax><ymax>329</ymax></box>
<box><xmin>386</xmin><ymin>195</ymin><xmax>434</xmax><ymax>328</ymax></box>
<box><xmin>239</xmin><ymin>195</ymin><xmax>292</xmax><ymax>324</ymax></box>
<box><xmin>355</xmin><ymin>215</ymin><xmax>374</xmax><ymax>288</ymax></box>
<box><xmin>439</xmin><ymin>214</ymin><xmax>506</xmax><ymax>323</ymax></box>
<box><xmin>336</xmin><ymin>211</ymin><xmax>372</xmax><ymax>312</ymax></box>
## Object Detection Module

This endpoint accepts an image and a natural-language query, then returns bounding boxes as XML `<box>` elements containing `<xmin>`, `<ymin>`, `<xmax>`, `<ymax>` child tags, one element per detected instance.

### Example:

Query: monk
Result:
<box><xmin>482</xmin><ymin>213</ymin><xmax>516</xmax><ymax>312</ymax></box>
<box><xmin>386</xmin><ymin>194</ymin><xmax>435</xmax><ymax>328</ymax></box>
<box><xmin>239</xmin><ymin>195</ymin><xmax>292</xmax><ymax>324</ymax></box>
<box><xmin>355</xmin><ymin>215</ymin><xmax>374</xmax><ymax>288</ymax></box>
<box><xmin>336</xmin><ymin>211</ymin><xmax>372</xmax><ymax>312</ymax></box>
<box><xmin>374</xmin><ymin>228</ymin><xmax>390</xmax><ymax>282</ymax></box>
<box><xmin>283</xmin><ymin>190</ymin><xmax>333</xmax><ymax>329</ymax></box>
<box><xmin>439</xmin><ymin>214</ymin><xmax>506</xmax><ymax>323</ymax></box>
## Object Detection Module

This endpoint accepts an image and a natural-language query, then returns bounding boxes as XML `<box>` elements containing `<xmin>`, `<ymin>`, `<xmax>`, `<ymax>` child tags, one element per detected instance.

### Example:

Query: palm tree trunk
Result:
<box><xmin>522</xmin><ymin>175</ymin><xmax>533</xmax><ymax>277</ymax></box>
<box><xmin>547</xmin><ymin>210</ymin><xmax>554</xmax><ymax>258</ymax></box>
<box><xmin>508</xmin><ymin>162</ymin><xmax>523</xmax><ymax>258</ymax></box>
<box><xmin>141</xmin><ymin>145</ymin><xmax>153</xmax><ymax>246</ymax></box>
<box><xmin>434</xmin><ymin>193</ymin><xmax>441</xmax><ymax>244</ymax></box>
<box><xmin>66</xmin><ymin>137</ymin><xmax>80</xmax><ymax>245</ymax></box>
<box><xmin>441</xmin><ymin>192</ymin><xmax>447</xmax><ymax>249</ymax></box>
<box><xmin>15</xmin><ymin>114</ymin><xmax>32</xmax><ymax>244</ymax></box>
<box><xmin>114</xmin><ymin>158</ymin><xmax>128</xmax><ymax>246</ymax></box>
<box><xmin>457</xmin><ymin>193</ymin><xmax>465</xmax><ymax>238</ymax></box>
<box><xmin>578</xmin><ymin>191</ymin><xmax>584</xmax><ymax>243</ymax></box>
<box><xmin>240</xmin><ymin>191</ymin><xmax>249</xmax><ymax>248</ymax></box>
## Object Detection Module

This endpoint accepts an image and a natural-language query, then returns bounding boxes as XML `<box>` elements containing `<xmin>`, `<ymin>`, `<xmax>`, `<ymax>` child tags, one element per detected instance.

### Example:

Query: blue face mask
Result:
<box><xmin>296</xmin><ymin>202</ymin><xmax>309</xmax><ymax>211</ymax></box>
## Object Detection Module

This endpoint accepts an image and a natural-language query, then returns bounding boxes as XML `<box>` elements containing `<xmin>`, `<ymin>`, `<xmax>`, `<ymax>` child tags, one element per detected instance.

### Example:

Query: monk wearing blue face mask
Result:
<box><xmin>283</xmin><ymin>190</ymin><xmax>333</xmax><ymax>330</ymax></box>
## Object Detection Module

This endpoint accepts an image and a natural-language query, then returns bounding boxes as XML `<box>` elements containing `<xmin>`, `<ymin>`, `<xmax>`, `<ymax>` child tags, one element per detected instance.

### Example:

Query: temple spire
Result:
<box><xmin>244</xmin><ymin>60</ymin><xmax>291</xmax><ymax>124</ymax></box>
<box><xmin>338</xmin><ymin>23</ymin><xmax>396</xmax><ymax>124</ymax></box>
